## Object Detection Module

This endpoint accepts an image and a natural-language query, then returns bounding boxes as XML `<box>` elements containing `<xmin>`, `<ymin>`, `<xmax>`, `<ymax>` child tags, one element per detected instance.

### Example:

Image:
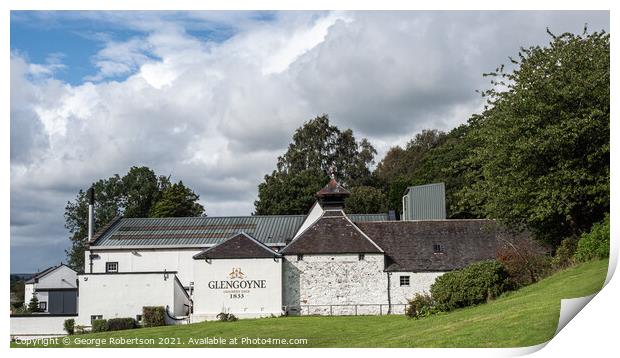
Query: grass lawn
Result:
<box><xmin>12</xmin><ymin>259</ymin><xmax>608</xmax><ymax>348</ymax></box>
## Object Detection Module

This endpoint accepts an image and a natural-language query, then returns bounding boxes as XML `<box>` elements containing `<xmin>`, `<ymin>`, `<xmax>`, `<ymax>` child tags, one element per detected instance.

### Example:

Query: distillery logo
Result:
<box><xmin>207</xmin><ymin>267</ymin><xmax>267</xmax><ymax>289</ymax></box>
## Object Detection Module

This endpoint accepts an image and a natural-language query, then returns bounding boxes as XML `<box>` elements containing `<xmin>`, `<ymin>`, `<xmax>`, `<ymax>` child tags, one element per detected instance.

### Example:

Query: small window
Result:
<box><xmin>433</xmin><ymin>244</ymin><xmax>444</xmax><ymax>253</ymax></box>
<box><xmin>297</xmin><ymin>254</ymin><xmax>304</xmax><ymax>261</ymax></box>
<box><xmin>400</xmin><ymin>275</ymin><xmax>410</xmax><ymax>287</ymax></box>
<box><xmin>90</xmin><ymin>315</ymin><xmax>103</xmax><ymax>323</ymax></box>
<box><xmin>136</xmin><ymin>314</ymin><xmax>142</xmax><ymax>322</ymax></box>
<box><xmin>39</xmin><ymin>302</ymin><xmax>47</xmax><ymax>311</ymax></box>
<box><xmin>105</xmin><ymin>262</ymin><xmax>118</xmax><ymax>273</ymax></box>
<box><xmin>358</xmin><ymin>254</ymin><xmax>365</xmax><ymax>261</ymax></box>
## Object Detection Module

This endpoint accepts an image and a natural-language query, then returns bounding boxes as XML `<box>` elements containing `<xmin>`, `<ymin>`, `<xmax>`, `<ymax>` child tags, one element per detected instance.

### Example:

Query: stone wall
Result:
<box><xmin>283</xmin><ymin>254</ymin><xmax>388</xmax><ymax>315</ymax></box>
<box><xmin>388</xmin><ymin>271</ymin><xmax>445</xmax><ymax>305</ymax></box>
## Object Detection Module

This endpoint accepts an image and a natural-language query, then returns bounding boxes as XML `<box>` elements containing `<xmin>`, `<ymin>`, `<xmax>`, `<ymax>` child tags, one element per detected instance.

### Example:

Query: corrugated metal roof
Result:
<box><xmin>92</xmin><ymin>215</ymin><xmax>307</xmax><ymax>247</ymax></box>
<box><xmin>348</xmin><ymin>213</ymin><xmax>390</xmax><ymax>222</ymax></box>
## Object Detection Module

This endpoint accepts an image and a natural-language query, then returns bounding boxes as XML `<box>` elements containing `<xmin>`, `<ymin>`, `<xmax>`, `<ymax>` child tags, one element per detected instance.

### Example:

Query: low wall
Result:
<box><xmin>10</xmin><ymin>314</ymin><xmax>76</xmax><ymax>339</ymax></box>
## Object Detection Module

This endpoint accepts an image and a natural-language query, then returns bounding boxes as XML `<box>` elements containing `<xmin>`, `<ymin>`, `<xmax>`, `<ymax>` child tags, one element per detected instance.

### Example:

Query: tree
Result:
<box><xmin>27</xmin><ymin>295</ymin><xmax>41</xmax><ymax>312</ymax></box>
<box><xmin>345</xmin><ymin>186</ymin><xmax>388</xmax><ymax>214</ymax></box>
<box><xmin>149</xmin><ymin>181</ymin><xmax>205</xmax><ymax>218</ymax></box>
<box><xmin>463</xmin><ymin>28</ymin><xmax>609</xmax><ymax>247</ymax></box>
<box><xmin>254</xmin><ymin>115</ymin><xmax>376</xmax><ymax>215</ymax></box>
<box><xmin>65</xmin><ymin>166</ymin><xmax>204</xmax><ymax>271</ymax></box>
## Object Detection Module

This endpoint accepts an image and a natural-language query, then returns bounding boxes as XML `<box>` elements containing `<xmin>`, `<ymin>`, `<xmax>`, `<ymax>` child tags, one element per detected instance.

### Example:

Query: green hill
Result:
<box><xmin>13</xmin><ymin>259</ymin><xmax>608</xmax><ymax>348</ymax></box>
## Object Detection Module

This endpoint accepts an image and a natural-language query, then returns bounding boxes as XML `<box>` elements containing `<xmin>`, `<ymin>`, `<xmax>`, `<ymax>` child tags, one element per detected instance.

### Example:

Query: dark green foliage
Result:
<box><xmin>106</xmin><ymin>318</ymin><xmax>137</xmax><ymax>331</ymax></box>
<box><xmin>65</xmin><ymin>166</ymin><xmax>204</xmax><ymax>271</ymax></box>
<box><xmin>345</xmin><ymin>186</ymin><xmax>388</xmax><ymax>214</ymax></box>
<box><xmin>27</xmin><ymin>295</ymin><xmax>41</xmax><ymax>312</ymax></box>
<box><xmin>405</xmin><ymin>293</ymin><xmax>437</xmax><ymax>319</ymax></box>
<box><xmin>149</xmin><ymin>181</ymin><xmax>205</xmax><ymax>218</ymax></box>
<box><xmin>552</xmin><ymin>237</ymin><xmax>578</xmax><ymax>269</ymax></box>
<box><xmin>143</xmin><ymin>306</ymin><xmax>166</xmax><ymax>327</ymax></box>
<box><xmin>430</xmin><ymin>260</ymin><xmax>513</xmax><ymax>312</ymax></box>
<box><xmin>254</xmin><ymin>115</ymin><xmax>376</xmax><ymax>215</ymax></box>
<box><xmin>64</xmin><ymin>319</ymin><xmax>75</xmax><ymax>335</ymax></box>
<box><xmin>462</xmin><ymin>29</ymin><xmax>609</xmax><ymax>248</ymax></box>
<box><xmin>575</xmin><ymin>214</ymin><xmax>610</xmax><ymax>262</ymax></box>
<box><xmin>216</xmin><ymin>312</ymin><xmax>238</xmax><ymax>322</ymax></box>
<box><xmin>91</xmin><ymin>319</ymin><xmax>108</xmax><ymax>333</ymax></box>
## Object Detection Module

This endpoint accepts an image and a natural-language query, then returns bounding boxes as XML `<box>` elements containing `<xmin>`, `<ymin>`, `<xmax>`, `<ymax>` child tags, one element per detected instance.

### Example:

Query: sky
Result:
<box><xmin>10</xmin><ymin>10</ymin><xmax>609</xmax><ymax>273</ymax></box>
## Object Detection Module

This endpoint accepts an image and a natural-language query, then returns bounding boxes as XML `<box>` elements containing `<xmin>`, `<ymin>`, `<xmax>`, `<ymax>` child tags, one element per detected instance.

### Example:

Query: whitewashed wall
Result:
<box><xmin>192</xmin><ymin>257</ymin><xmax>282</xmax><ymax>322</ymax></box>
<box><xmin>76</xmin><ymin>272</ymin><xmax>188</xmax><ymax>326</ymax></box>
<box><xmin>86</xmin><ymin>249</ymin><xmax>202</xmax><ymax>286</ymax></box>
<box><xmin>388</xmin><ymin>272</ymin><xmax>445</xmax><ymax>304</ymax></box>
<box><xmin>283</xmin><ymin>253</ymin><xmax>388</xmax><ymax>315</ymax></box>
<box><xmin>10</xmin><ymin>315</ymin><xmax>76</xmax><ymax>339</ymax></box>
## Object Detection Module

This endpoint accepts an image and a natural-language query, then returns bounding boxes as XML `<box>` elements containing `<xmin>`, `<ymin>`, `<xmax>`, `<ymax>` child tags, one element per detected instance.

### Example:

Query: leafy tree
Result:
<box><xmin>65</xmin><ymin>166</ymin><xmax>204</xmax><ymax>271</ymax></box>
<box><xmin>345</xmin><ymin>186</ymin><xmax>388</xmax><ymax>214</ymax></box>
<box><xmin>464</xmin><ymin>28</ymin><xmax>609</xmax><ymax>247</ymax></box>
<box><xmin>149</xmin><ymin>181</ymin><xmax>205</xmax><ymax>218</ymax></box>
<box><xmin>255</xmin><ymin>115</ymin><xmax>376</xmax><ymax>215</ymax></box>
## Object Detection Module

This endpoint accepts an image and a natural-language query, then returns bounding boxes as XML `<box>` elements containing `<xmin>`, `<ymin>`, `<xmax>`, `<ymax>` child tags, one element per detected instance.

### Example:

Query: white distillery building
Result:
<box><xmin>72</xmin><ymin>177</ymin><xmax>525</xmax><ymax>327</ymax></box>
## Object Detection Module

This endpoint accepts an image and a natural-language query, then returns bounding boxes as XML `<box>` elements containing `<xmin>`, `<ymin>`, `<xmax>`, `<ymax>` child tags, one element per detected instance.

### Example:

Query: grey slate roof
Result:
<box><xmin>193</xmin><ymin>232</ymin><xmax>279</xmax><ymax>260</ymax></box>
<box><xmin>355</xmin><ymin>220</ymin><xmax>506</xmax><ymax>272</ymax></box>
<box><xmin>91</xmin><ymin>215</ymin><xmax>307</xmax><ymax>247</ymax></box>
<box><xmin>280</xmin><ymin>210</ymin><xmax>383</xmax><ymax>255</ymax></box>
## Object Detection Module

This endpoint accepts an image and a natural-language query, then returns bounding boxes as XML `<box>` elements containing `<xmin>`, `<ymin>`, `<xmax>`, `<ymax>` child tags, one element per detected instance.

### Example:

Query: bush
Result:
<box><xmin>575</xmin><ymin>214</ymin><xmax>610</xmax><ymax>262</ymax></box>
<box><xmin>430</xmin><ymin>260</ymin><xmax>513</xmax><ymax>312</ymax></box>
<box><xmin>496</xmin><ymin>235</ymin><xmax>552</xmax><ymax>287</ymax></box>
<box><xmin>216</xmin><ymin>312</ymin><xmax>238</xmax><ymax>322</ymax></box>
<box><xmin>63</xmin><ymin>319</ymin><xmax>75</xmax><ymax>335</ymax></box>
<box><xmin>143</xmin><ymin>306</ymin><xmax>166</xmax><ymax>327</ymax></box>
<box><xmin>91</xmin><ymin>319</ymin><xmax>107</xmax><ymax>333</ymax></box>
<box><xmin>106</xmin><ymin>317</ymin><xmax>136</xmax><ymax>331</ymax></box>
<box><xmin>552</xmin><ymin>237</ymin><xmax>578</xmax><ymax>269</ymax></box>
<box><xmin>405</xmin><ymin>293</ymin><xmax>437</xmax><ymax>319</ymax></box>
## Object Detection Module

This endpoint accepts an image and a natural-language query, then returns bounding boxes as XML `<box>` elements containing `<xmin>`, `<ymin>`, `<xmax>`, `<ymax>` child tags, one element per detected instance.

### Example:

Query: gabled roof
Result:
<box><xmin>355</xmin><ymin>220</ymin><xmax>505</xmax><ymax>272</ymax></box>
<box><xmin>193</xmin><ymin>232</ymin><xmax>279</xmax><ymax>260</ymax></box>
<box><xmin>25</xmin><ymin>264</ymin><xmax>75</xmax><ymax>284</ymax></box>
<box><xmin>280</xmin><ymin>210</ymin><xmax>383</xmax><ymax>255</ymax></box>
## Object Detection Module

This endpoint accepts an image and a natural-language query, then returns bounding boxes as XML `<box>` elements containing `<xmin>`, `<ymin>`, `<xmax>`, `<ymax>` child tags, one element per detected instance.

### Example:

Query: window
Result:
<box><xmin>38</xmin><ymin>302</ymin><xmax>47</xmax><ymax>311</ymax></box>
<box><xmin>105</xmin><ymin>262</ymin><xmax>118</xmax><ymax>273</ymax></box>
<box><xmin>90</xmin><ymin>315</ymin><xmax>103</xmax><ymax>323</ymax></box>
<box><xmin>136</xmin><ymin>314</ymin><xmax>142</xmax><ymax>323</ymax></box>
<box><xmin>433</xmin><ymin>244</ymin><xmax>444</xmax><ymax>253</ymax></box>
<box><xmin>358</xmin><ymin>253</ymin><xmax>365</xmax><ymax>261</ymax></box>
<box><xmin>297</xmin><ymin>254</ymin><xmax>304</xmax><ymax>261</ymax></box>
<box><xmin>400</xmin><ymin>275</ymin><xmax>410</xmax><ymax>287</ymax></box>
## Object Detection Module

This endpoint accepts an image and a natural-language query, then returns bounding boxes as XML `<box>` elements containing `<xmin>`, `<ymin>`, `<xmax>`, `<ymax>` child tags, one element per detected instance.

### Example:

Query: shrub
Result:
<box><xmin>63</xmin><ymin>319</ymin><xmax>75</xmax><ymax>335</ymax></box>
<box><xmin>405</xmin><ymin>293</ymin><xmax>437</xmax><ymax>319</ymax></box>
<box><xmin>496</xmin><ymin>235</ymin><xmax>552</xmax><ymax>287</ymax></box>
<box><xmin>106</xmin><ymin>318</ymin><xmax>136</xmax><ymax>331</ymax></box>
<box><xmin>27</xmin><ymin>296</ymin><xmax>41</xmax><ymax>313</ymax></box>
<box><xmin>552</xmin><ymin>237</ymin><xmax>578</xmax><ymax>269</ymax></box>
<box><xmin>575</xmin><ymin>214</ymin><xmax>610</xmax><ymax>262</ymax></box>
<box><xmin>91</xmin><ymin>319</ymin><xmax>108</xmax><ymax>333</ymax></box>
<box><xmin>216</xmin><ymin>312</ymin><xmax>238</xmax><ymax>322</ymax></box>
<box><xmin>143</xmin><ymin>306</ymin><xmax>166</xmax><ymax>327</ymax></box>
<box><xmin>430</xmin><ymin>260</ymin><xmax>513</xmax><ymax>312</ymax></box>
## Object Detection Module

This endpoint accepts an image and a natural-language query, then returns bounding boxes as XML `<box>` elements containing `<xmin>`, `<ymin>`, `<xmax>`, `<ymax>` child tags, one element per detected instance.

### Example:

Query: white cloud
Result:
<box><xmin>10</xmin><ymin>10</ymin><xmax>609</xmax><ymax>271</ymax></box>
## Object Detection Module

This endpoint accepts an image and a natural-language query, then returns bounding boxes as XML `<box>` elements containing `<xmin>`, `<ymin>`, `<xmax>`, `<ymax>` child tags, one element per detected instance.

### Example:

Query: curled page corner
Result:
<box><xmin>555</xmin><ymin>293</ymin><xmax>597</xmax><ymax>336</ymax></box>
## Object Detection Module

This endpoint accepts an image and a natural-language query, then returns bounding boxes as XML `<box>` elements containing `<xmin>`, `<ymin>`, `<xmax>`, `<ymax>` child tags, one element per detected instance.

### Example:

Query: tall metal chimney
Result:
<box><xmin>87</xmin><ymin>187</ymin><xmax>95</xmax><ymax>241</ymax></box>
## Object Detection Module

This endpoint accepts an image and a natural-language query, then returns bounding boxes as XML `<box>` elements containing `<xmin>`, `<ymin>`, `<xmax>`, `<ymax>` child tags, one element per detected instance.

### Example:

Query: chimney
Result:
<box><xmin>315</xmin><ymin>171</ymin><xmax>350</xmax><ymax>210</ymax></box>
<box><xmin>87</xmin><ymin>187</ymin><xmax>95</xmax><ymax>242</ymax></box>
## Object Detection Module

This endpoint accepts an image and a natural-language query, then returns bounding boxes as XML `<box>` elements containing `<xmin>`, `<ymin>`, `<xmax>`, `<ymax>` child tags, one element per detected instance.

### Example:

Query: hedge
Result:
<box><xmin>106</xmin><ymin>317</ymin><xmax>137</xmax><ymax>331</ymax></box>
<box><xmin>91</xmin><ymin>319</ymin><xmax>107</xmax><ymax>333</ymax></box>
<box><xmin>430</xmin><ymin>260</ymin><xmax>513</xmax><ymax>312</ymax></box>
<box><xmin>143</xmin><ymin>306</ymin><xmax>166</xmax><ymax>327</ymax></box>
<box><xmin>575</xmin><ymin>214</ymin><xmax>610</xmax><ymax>262</ymax></box>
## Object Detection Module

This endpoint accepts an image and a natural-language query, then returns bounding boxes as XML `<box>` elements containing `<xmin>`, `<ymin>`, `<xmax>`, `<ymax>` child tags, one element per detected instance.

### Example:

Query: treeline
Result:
<box><xmin>64</xmin><ymin>166</ymin><xmax>205</xmax><ymax>270</ymax></box>
<box><xmin>255</xmin><ymin>29</ymin><xmax>610</xmax><ymax>250</ymax></box>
